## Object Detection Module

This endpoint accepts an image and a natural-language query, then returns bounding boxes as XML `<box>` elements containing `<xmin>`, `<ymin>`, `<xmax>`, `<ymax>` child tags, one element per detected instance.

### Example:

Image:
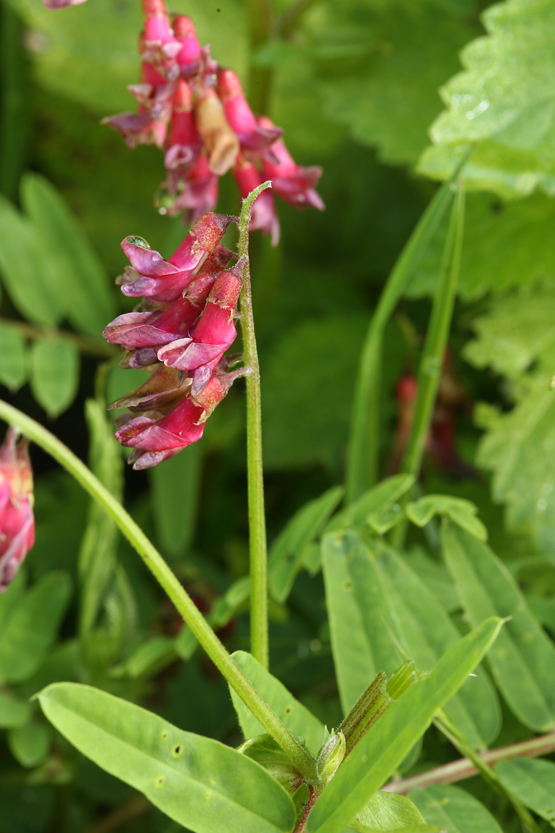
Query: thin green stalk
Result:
<box><xmin>391</xmin><ymin>184</ymin><xmax>465</xmax><ymax>551</ymax></box>
<box><xmin>247</xmin><ymin>0</ymin><xmax>274</xmax><ymax>115</ymax></box>
<box><xmin>238</xmin><ymin>182</ymin><xmax>273</xmax><ymax>669</ymax></box>
<box><xmin>382</xmin><ymin>731</ymin><xmax>555</xmax><ymax>794</ymax></box>
<box><xmin>346</xmin><ymin>154</ymin><xmax>471</xmax><ymax>504</ymax></box>
<box><xmin>0</xmin><ymin>399</ymin><xmax>316</xmax><ymax>780</ymax></box>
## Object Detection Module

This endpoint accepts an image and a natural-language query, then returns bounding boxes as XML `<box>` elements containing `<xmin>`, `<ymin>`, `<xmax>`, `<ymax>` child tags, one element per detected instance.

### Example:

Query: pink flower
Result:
<box><xmin>233</xmin><ymin>154</ymin><xmax>280</xmax><ymax>245</ymax></box>
<box><xmin>0</xmin><ymin>429</ymin><xmax>35</xmax><ymax>592</ymax></box>
<box><xmin>173</xmin><ymin>15</ymin><xmax>201</xmax><ymax>77</ymax></box>
<box><xmin>217</xmin><ymin>69</ymin><xmax>282</xmax><ymax>151</ymax></box>
<box><xmin>258</xmin><ymin>116</ymin><xmax>325</xmax><ymax>211</ymax></box>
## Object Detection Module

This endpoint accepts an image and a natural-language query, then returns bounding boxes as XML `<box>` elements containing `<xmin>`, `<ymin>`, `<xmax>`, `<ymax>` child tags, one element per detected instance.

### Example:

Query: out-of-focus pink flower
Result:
<box><xmin>0</xmin><ymin>429</ymin><xmax>34</xmax><ymax>592</ymax></box>
<box><xmin>217</xmin><ymin>69</ymin><xmax>282</xmax><ymax>152</ymax></box>
<box><xmin>258</xmin><ymin>116</ymin><xmax>325</xmax><ymax>211</ymax></box>
<box><xmin>233</xmin><ymin>154</ymin><xmax>279</xmax><ymax>245</ymax></box>
<box><xmin>173</xmin><ymin>15</ymin><xmax>201</xmax><ymax>77</ymax></box>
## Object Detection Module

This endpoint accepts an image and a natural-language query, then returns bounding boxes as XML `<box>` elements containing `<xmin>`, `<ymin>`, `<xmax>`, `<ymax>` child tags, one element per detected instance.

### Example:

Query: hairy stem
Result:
<box><xmin>391</xmin><ymin>183</ymin><xmax>465</xmax><ymax>550</ymax></box>
<box><xmin>238</xmin><ymin>182</ymin><xmax>272</xmax><ymax>669</ymax></box>
<box><xmin>382</xmin><ymin>731</ymin><xmax>555</xmax><ymax>794</ymax></box>
<box><xmin>0</xmin><ymin>399</ymin><xmax>316</xmax><ymax>779</ymax></box>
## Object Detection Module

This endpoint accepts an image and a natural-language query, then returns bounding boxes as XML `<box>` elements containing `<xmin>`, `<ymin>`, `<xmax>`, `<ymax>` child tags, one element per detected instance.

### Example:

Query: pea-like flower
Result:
<box><xmin>0</xmin><ymin>429</ymin><xmax>35</xmax><ymax>592</ymax></box>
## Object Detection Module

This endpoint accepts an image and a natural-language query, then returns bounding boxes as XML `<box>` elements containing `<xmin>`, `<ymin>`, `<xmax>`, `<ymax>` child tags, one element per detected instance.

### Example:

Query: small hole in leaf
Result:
<box><xmin>344</xmin><ymin>580</ymin><xmax>353</xmax><ymax>591</ymax></box>
<box><xmin>284</xmin><ymin>706</ymin><xmax>292</xmax><ymax>716</ymax></box>
<box><xmin>156</xmin><ymin>776</ymin><xmax>166</xmax><ymax>787</ymax></box>
<box><xmin>172</xmin><ymin>744</ymin><xmax>183</xmax><ymax>757</ymax></box>
<box><xmin>161</xmin><ymin>732</ymin><xmax>169</xmax><ymax>740</ymax></box>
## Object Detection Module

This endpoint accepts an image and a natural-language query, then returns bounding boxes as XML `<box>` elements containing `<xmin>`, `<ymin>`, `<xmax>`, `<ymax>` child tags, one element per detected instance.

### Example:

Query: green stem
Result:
<box><xmin>345</xmin><ymin>154</ymin><xmax>471</xmax><ymax>504</ymax></box>
<box><xmin>391</xmin><ymin>184</ymin><xmax>465</xmax><ymax>551</ymax></box>
<box><xmin>0</xmin><ymin>399</ymin><xmax>316</xmax><ymax>780</ymax></box>
<box><xmin>238</xmin><ymin>182</ymin><xmax>272</xmax><ymax>669</ymax></box>
<box><xmin>247</xmin><ymin>0</ymin><xmax>274</xmax><ymax>115</ymax></box>
<box><xmin>382</xmin><ymin>731</ymin><xmax>555</xmax><ymax>794</ymax></box>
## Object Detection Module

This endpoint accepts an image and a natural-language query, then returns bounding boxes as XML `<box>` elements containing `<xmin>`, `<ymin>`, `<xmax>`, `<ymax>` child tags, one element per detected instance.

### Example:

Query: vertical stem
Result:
<box><xmin>345</xmin><ymin>169</ymin><xmax>463</xmax><ymax>504</ymax></box>
<box><xmin>247</xmin><ymin>0</ymin><xmax>274</xmax><ymax>115</ymax></box>
<box><xmin>238</xmin><ymin>182</ymin><xmax>273</xmax><ymax>669</ymax></box>
<box><xmin>391</xmin><ymin>184</ymin><xmax>465</xmax><ymax>550</ymax></box>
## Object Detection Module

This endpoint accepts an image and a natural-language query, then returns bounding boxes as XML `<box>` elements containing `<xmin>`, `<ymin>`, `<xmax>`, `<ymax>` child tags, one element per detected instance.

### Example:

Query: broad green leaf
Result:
<box><xmin>409</xmin><ymin>193</ymin><xmax>555</xmax><ymax>300</ymax></box>
<box><xmin>305</xmin><ymin>618</ymin><xmax>502</xmax><ymax>833</ymax></box>
<box><xmin>38</xmin><ymin>683</ymin><xmax>295</xmax><ymax>833</ymax></box>
<box><xmin>112</xmin><ymin>636</ymin><xmax>176</xmax><ymax>680</ymax></box>
<box><xmin>0</xmin><ymin>571</ymin><xmax>72</xmax><ymax>685</ymax></box>
<box><xmin>442</xmin><ymin>521</ymin><xmax>555</xmax><ymax>731</ymax></box>
<box><xmin>0</xmin><ymin>197</ymin><xmax>61</xmax><ymax>325</ymax></box>
<box><xmin>409</xmin><ymin>784</ymin><xmax>503</xmax><ymax>833</ymax></box>
<box><xmin>419</xmin><ymin>0</ymin><xmax>555</xmax><ymax>197</ymax></box>
<box><xmin>0</xmin><ymin>564</ymin><xmax>25</xmax><ymax>633</ymax></box>
<box><xmin>30</xmin><ymin>338</ymin><xmax>79</xmax><ymax>417</ymax></box>
<box><xmin>11</xmin><ymin>0</ymin><xmax>246</xmax><ymax>114</ymax></box>
<box><xmin>21</xmin><ymin>174</ymin><xmax>115</xmax><ymax>336</ymax></box>
<box><xmin>327</xmin><ymin>476</ymin><xmax>414</xmax><ymax>534</ymax></box>
<box><xmin>8</xmin><ymin>722</ymin><xmax>51</xmax><ymax>768</ymax></box>
<box><xmin>405</xmin><ymin>549</ymin><xmax>459</xmax><ymax>613</ymax></box>
<box><xmin>495</xmin><ymin>758</ymin><xmax>555</xmax><ymax>826</ymax></box>
<box><xmin>316</xmin><ymin>1</ymin><xmax>478</xmax><ymax>166</ymax></box>
<box><xmin>229</xmin><ymin>651</ymin><xmax>324</xmax><ymax>757</ymax></box>
<box><xmin>269</xmin><ymin>486</ymin><xmax>343</xmax><ymax>602</ymax></box>
<box><xmin>0</xmin><ymin>690</ymin><xmax>31</xmax><ymax>729</ymax></box>
<box><xmin>150</xmin><ymin>443</ymin><xmax>202</xmax><ymax>559</ymax></box>
<box><xmin>406</xmin><ymin>495</ymin><xmax>487</xmax><ymax>542</ymax></box>
<box><xmin>0</xmin><ymin>323</ymin><xmax>27</xmax><ymax>390</ymax></box>
<box><xmin>349</xmin><ymin>792</ymin><xmax>437</xmax><ymax>833</ymax></box>
<box><xmin>322</xmin><ymin>532</ymin><xmax>500</xmax><ymax>746</ymax></box>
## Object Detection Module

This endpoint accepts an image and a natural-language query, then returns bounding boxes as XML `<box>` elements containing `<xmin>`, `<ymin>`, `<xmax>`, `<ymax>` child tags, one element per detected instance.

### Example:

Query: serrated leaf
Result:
<box><xmin>8</xmin><ymin>722</ymin><xmax>51</xmax><ymax>768</ymax></box>
<box><xmin>419</xmin><ymin>0</ymin><xmax>555</xmax><ymax>197</ymax></box>
<box><xmin>442</xmin><ymin>520</ymin><xmax>555</xmax><ymax>731</ymax></box>
<box><xmin>21</xmin><ymin>174</ymin><xmax>115</xmax><ymax>336</ymax></box>
<box><xmin>406</xmin><ymin>495</ymin><xmax>487</xmax><ymax>541</ymax></box>
<box><xmin>0</xmin><ymin>323</ymin><xmax>27</xmax><ymax>390</ymax></box>
<box><xmin>39</xmin><ymin>683</ymin><xmax>296</xmax><ymax>833</ymax></box>
<box><xmin>269</xmin><ymin>486</ymin><xmax>344</xmax><ymax>602</ymax></box>
<box><xmin>322</xmin><ymin>532</ymin><xmax>500</xmax><ymax>746</ymax></box>
<box><xmin>409</xmin><ymin>784</ymin><xmax>503</xmax><ymax>833</ymax></box>
<box><xmin>229</xmin><ymin>651</ymin><xmax>324</xmax><ymax>757</ymax></box>
<box><xmin>350</xmin><ymin>792</ymin><xmax>436</xmax><ymax>833</ymax></box>
<box><xmin>495</xmin><ymin>758</ymin><xmax>555</xmax><ymax>827</ymax></box>
<box><xmin>0</xmin><ymin>571</ymin><xmax>72</xmax><ymax>685</ymax></box>
<box><xmin>0</xmin><ymin>197</ymin><xmax>62</xmax><ymax>325</ymax></box>
<box><xmin>305</xmin><ymin>618</ymin><xmax>502</xmax><ymax>833</ymax></box>
<box><xmin>30</xmin><ymin>338</ymin><xmax>79</xmax><ymax>417</ymax></box>
<box><xmin>317</xmin><ymin>1</ymin><xmax>478</xmax><ymax>166</ymax></box>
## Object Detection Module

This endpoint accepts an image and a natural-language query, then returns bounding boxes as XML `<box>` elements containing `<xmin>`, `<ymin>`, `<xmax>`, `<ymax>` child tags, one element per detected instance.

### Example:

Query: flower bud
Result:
<box><xmin>316</xmin><ymin>731</ymin><xmax>346</xmax><ymax>781</ymax></box>
<box><xmin>0</xmin><ymin>429</ymin><xmax>35</xmax><ymax>592</ymax></box>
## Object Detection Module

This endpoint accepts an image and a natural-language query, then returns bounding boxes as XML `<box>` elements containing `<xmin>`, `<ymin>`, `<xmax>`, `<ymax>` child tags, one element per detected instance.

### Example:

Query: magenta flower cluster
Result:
<box><xmin>103</xmin><ymin>0</ymin><xmax>324</xmax><ymax>243</ymax></box>
<box><xmin>0</xmin><ymin>429</ymin><xmax>35</xmax><ymax>592</ymax></box>
<box><xmin>104</xmin><ymin>212</ymin><xmax>247</xmax><ymax>469</ymax></box>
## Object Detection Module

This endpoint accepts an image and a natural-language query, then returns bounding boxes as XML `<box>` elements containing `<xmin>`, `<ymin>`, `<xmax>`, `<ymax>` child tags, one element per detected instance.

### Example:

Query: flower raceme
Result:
<box><xmin>0</xmin><ymin>428</ymin><xmax>35</xmax><ymax>592</ymax></box>
<box><xmin>104</xmin><ymin>211</ymin><xmax>247</xmax><ymax>470</ymax></box>
<box><xmin>102</xmin><ymin>0</ymin><xmax>324</xmax><ymax>242</ymax></box>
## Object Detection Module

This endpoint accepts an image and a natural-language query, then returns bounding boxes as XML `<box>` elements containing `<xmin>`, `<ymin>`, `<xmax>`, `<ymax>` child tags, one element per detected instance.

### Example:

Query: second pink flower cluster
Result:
<box><xmin>104</xmin><ymin>212</ymin><xmax>246</xmax><ymax>469</ymax></box>
<box><xmin>103</xmin><ymin>0</ymin><xmax>324</xmax><ymax>244</ymax></box>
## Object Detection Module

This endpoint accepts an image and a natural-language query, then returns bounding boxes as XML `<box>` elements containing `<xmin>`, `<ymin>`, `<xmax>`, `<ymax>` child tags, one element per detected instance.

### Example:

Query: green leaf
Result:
<box><xmin>0</xmin><ymin>197</ymin><xmax>62</xmax><ymax>325</ymax></box>
<box><xmin>442</xmin><ymin>520</ymin><xmax>555</xmax><ymax>731</ymax></box>
<box><xmin>0</xmin><ymin>561</ymin><xmax>25</xmax><ymax>634</ymax></box>
<box><xmin>317</xmin><ymin>1</ymin><xmax>478</xmax><ymax>166</ymax></box>
<box><xmin>269</xmin><ymin>486</ymin><xmax>344</xmax><ymax>602</ymax></box>
<box><xmin>0</xmin><ymin>323</ymin><xmax>27</xmax><ymax>390</ymax></box>
<box><xmin>38</xmin><ymin>683</ymin><xmax>296</xmax><ymax>833</ymax></box>
<box><xmin>322</xmin><ymin>532</ymin><xmax>500</xmax><ymax>746</ymax></box>
<box><xmin>406</xmin><ymin>495</ymin><xmax>487</xmax><ymax>541</ymax></box>
<box><xmin>350</xmin><ymin>792</ymin><xmax>437</xmax><ymax>833</ymax></box>
<box><xmin>0</xmin><ymin>571</ymin><xmax>72</xmax><ymax>685</ymax></box>
<box><xmin>409</xmin><ymin>784</ymin><xmax>503</xmax><ymax>833</ymax></box>
<box><xmin>419</xmin><ymin>0</ymin><xmax>555</xmax><ymax>197</ymax></box>
<box><xmin>305</xmin><ymin>618</ymin><xmax>502</xmax><ymax>833</ymax></box>
<box><xmin>409</xmin><ymin>193</ymin><xmax>555</xmax><ymax>300</ymax></box>
<box><xmin>8</xmin><ymin>722</ymin><xmax>51</xmax><ymax>768</ymax></box>
<box><xmin>21</xmin><ymin>174</ymin><xmax>115</xmax><ymax>336</ymax></box>
<box><xmin>229</xmin><ymin>651</ymin><xmax>325</xmax><ymax>757</ymax></box>
<box><xmin>327</xmin><ymin>476</ymin><xmax>414</xmax><ymax>534</ymax></box>
<box><xmin>30</xmin><ymin>338</ymin><xmax>79</xmax><ymax>417</ymax></box>
<box><xmin>495</xmin><ymin>758</ymin><xmax>555</xmax><ymax>827</ymax></box>
<box><xmin>0</xmin><ymin>690</ymin><xmax>31</xmax><ymax>729</ymax></box>
<box><xmin>150</xmin><ymin>443</ymin><xmax>202</xmax><ymax>559</ymax></box>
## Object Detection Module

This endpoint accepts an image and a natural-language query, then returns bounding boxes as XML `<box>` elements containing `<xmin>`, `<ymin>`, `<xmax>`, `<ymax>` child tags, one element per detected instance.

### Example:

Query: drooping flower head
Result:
<box><xmin>105</xmin><ymin>211</ymin><xmax>247</xmax><ymax>469</ymax></box>
<box><xmin>0</xmin><ymin>428</ymin><xmax>35</xmax><ymax>592</ymax></box>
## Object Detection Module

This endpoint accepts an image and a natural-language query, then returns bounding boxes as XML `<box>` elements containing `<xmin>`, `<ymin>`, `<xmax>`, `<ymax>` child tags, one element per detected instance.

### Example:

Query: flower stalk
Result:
<box><xmin>0</xmin><ymin>399</ymin><xmax>316</xmax><ymax>780</ymax></box>
<box><xmin>238</xmin><ymin>181</ymin><xmax>272</xmax><ymax>669</ymax></box>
